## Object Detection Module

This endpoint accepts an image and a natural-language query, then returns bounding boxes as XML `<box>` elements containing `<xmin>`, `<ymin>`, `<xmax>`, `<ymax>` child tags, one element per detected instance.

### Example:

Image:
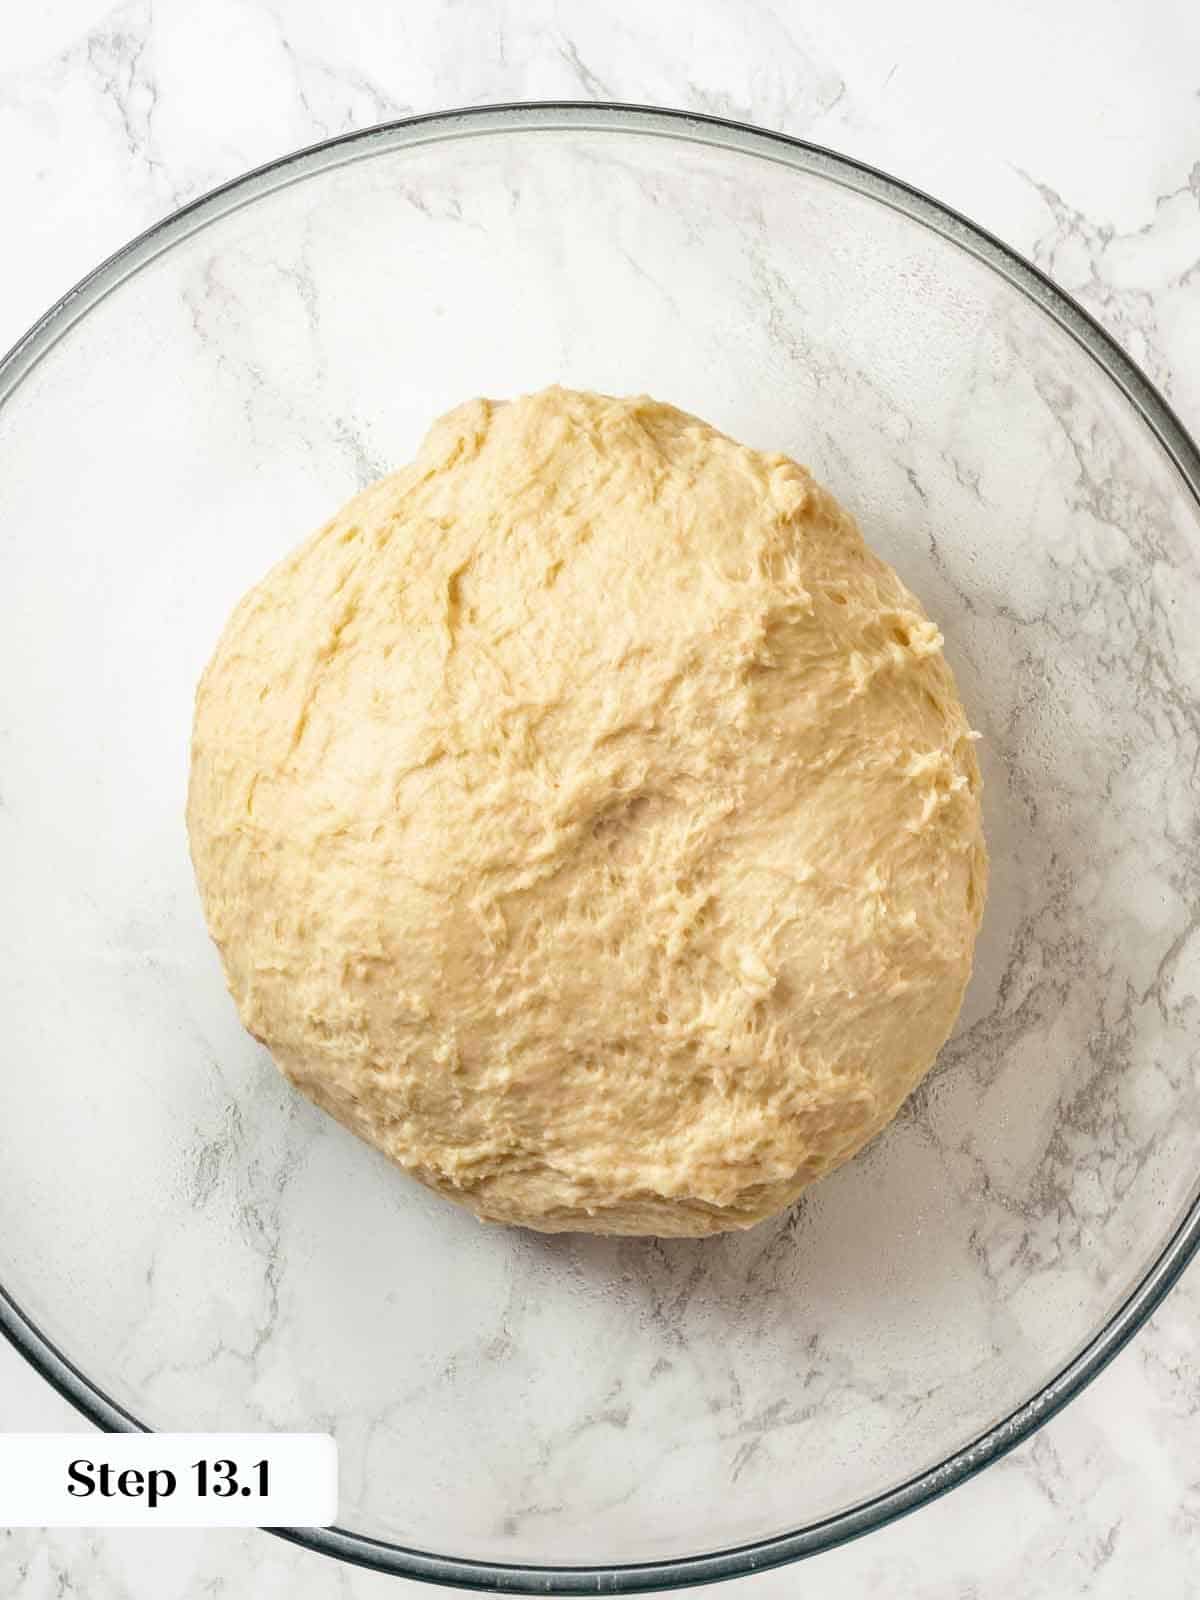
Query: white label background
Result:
<box><xmin>0</xmin><ymin>1434</ymin><xmax>337</xmax><ymax>1527</ymax></box>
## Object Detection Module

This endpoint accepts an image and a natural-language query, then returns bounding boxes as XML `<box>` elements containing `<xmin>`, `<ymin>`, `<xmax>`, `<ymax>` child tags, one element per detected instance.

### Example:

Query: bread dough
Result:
<box><xmin>188</xmin><ymin>388</ymin><xmax>987</xmax><ymax>1236</ymax></box>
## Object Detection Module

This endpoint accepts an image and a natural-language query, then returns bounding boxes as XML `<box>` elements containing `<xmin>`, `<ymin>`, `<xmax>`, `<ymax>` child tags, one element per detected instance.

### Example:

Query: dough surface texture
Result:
<box><xmin>188</xmin><ymin>388</ymin><xmax>987</xmax><ymax>1236</ymax></box>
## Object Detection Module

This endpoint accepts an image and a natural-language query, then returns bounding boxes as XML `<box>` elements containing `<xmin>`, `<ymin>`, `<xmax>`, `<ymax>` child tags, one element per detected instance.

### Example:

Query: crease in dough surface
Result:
<box><xmin>188</xmin><ymin>386</ymin><xmax>987</xmax><ymax>1237</ymax></box>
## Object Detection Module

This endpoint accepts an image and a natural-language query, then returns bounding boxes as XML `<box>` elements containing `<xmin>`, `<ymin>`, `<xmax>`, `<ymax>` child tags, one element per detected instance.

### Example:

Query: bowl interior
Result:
<box><xmin>1</xmin><ymin>114</ymin><xmax>1199</xmax><ymax>1572</ymax></box>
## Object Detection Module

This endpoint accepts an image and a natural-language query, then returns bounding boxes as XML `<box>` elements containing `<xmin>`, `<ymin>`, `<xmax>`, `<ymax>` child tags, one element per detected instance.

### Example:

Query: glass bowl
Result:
<box><xmin>2</xmin><ymin>104</ymin><xmax>1199</xmax><ymax>1592</ymax></box>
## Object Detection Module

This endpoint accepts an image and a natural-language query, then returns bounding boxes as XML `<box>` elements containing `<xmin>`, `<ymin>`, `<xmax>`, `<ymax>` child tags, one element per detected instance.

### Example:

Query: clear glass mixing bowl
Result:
<box><xmin>1</xmin><ymin>104</ymin><xmax>1199</xmax><ymax>1591</ymax></box>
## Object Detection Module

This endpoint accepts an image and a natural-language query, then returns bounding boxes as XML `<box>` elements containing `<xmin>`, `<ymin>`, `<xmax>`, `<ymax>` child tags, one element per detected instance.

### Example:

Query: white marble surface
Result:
<box><xmin>1</xmin><ymin>2</ymin><xmax>1199</xmax><ymax>1597</ymax></box>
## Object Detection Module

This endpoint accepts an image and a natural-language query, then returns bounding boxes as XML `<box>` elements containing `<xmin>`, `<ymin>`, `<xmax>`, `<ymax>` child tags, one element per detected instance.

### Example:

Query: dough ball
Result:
<box><xmin>188</xmin><ymin>388</ymin><xmax>987</xmax><ymax>1236</ymax></box>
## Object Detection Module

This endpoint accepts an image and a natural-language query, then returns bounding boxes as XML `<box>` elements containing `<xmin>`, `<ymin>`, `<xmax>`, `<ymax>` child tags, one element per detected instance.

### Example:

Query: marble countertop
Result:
<box><xmin>2</xmin><ymin>2</ymin><xmax>1199</xmax><ymax>1596</ymax></box>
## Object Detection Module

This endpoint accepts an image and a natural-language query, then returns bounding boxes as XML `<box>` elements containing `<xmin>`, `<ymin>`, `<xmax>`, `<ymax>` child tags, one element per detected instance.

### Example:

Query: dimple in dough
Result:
<box><xmin>188</xmin><ymin>387</ymin><xmax>987</xmax><ymax>1237</ymax></box>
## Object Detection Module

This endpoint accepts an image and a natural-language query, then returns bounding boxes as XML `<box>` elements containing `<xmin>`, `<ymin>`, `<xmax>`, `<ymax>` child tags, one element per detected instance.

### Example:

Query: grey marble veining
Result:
<box><xmin>1</xmin><ymin>4</ymin><xmax>1199</xmax><ymax>1599</ymax></box>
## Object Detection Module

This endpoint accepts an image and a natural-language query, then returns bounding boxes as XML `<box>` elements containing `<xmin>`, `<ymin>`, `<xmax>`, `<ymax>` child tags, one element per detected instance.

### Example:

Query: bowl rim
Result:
<box><xmin>2</xmin><ymin>99</ymin><xmax>1199</xmax><ymax>1592</ymax></box>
